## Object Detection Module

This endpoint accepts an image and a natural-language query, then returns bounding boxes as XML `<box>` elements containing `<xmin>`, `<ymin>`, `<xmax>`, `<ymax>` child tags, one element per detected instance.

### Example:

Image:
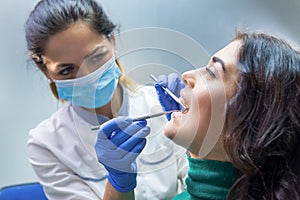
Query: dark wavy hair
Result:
<box><xmin>224</xmin><ymin>32</ymin><xmax>300</xmax><ymax>200</ymax></box>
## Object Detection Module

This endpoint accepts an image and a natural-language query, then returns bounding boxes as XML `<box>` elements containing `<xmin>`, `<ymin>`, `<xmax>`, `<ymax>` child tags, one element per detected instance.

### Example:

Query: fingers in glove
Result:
<box><xmin>155</xmin><ymin>83</ymin><xmax>176</xmax><ymax>111</ymax></box>
<box><xmin>118</xmin><ymin>126</ymin><xmax>150</xmax><ymax>152</ymax></box>
<box><xmin>154</xmin><ymin>83</ymin><xmax>166</xmax><ymax>97</ymax></box>
<box><xmin>167</xmin><ymin>73</ymin><xmax>185</xmax><ymax>98</ymax></box>
<box><xmin>104</xmin><ymin>126</ymin><xmax>150</xmax><ymax>162</ymax></box>
<box><xmin>156</xmin><ymin>74</ymin><xmax>168</xmax><ymax>87</ymax></box>
<box><xmin>99</xmin><ymin>117</ymin><xmax>132</xmax><ymax>139</ymax></box>
<box><xmin>168</xmin><ymin>73</ymin><xmax>181</xmax><ymax>92</ymax></box>
<box><xmin>110</xmin><ymin>120</ymin><xmax>147</xmax><ymax>146</ymax></box>
<box><xmin>106</xmin><ymin>137</ymin><xmax>147</xmax><ymax>165</ymax></box>
<box><xmin>121</xmin><ymin>139</ymin><xmax>147</xmax><ymax>165</ymax></box>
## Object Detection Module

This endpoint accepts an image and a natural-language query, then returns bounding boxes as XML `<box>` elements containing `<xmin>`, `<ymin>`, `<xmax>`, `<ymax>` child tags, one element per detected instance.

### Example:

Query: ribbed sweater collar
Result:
<box><xmin>183</xmin><ymin>157</ymin><xmax>238</xmax><ymax>200</ymax></box>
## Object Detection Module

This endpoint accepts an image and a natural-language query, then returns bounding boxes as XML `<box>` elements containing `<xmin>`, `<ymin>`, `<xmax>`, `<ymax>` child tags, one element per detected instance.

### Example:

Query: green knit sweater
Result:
<box><xmin>173</xmin><ymin>156</ymin><xmax>239</xmax><ymax>200</ymax></box>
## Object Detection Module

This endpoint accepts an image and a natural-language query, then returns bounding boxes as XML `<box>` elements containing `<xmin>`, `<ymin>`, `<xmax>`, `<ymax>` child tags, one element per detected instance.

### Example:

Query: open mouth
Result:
<box><xmin>179</xmin><ymin>97</ymin><xmax>189</xmax><ymax>114</ymax></box>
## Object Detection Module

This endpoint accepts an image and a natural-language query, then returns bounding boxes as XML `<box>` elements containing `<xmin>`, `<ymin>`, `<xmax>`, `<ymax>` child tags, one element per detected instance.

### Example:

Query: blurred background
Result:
<box><xmin>1</xmin><ymin>0</ymin><xmax>300</xmax><ymax>188</ymax></box>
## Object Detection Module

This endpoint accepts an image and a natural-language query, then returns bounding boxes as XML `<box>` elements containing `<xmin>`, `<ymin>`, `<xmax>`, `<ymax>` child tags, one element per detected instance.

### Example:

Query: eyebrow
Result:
<box><xmin>212</xmin><ymin>56</ymin><xmax>226</xmax><ymax>72</ymax></box>
<box><xmin>55</xmin><ymin>45</ymin><xmax>106</xmax><ymax>68</ymax></box>
<box><xmin>84</xmin><ymin>46</ymin><xmax>102</xmax><ymax>60</ymax></box>
<box><xmin>84</xmin><ymin>45</ymin><xmax>106</xmax><ymax>59</ymax></box>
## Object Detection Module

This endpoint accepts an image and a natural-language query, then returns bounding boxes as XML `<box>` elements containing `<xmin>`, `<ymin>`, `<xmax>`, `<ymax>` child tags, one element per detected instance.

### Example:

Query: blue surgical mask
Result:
<box><xmin>53</xmin><ymin>58</ymin><xmax>121</xmax><ymax>108</ymax></box>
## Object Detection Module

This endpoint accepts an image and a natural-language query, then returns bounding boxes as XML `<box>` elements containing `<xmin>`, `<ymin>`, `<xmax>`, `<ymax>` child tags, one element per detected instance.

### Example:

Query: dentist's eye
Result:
<box><xmin>58</xmin><ymin>65</ymin><xmax>74</xmax><ymax>76</ymax></box>
<box><xmin>205</xmin><ymin>67</ymin><xmax>216</xmax><ymax>78</ymax></box>
<box><xmin>90</xmin><ymin>53</ymin><xmax>105</xmax><ymax>64</ymax></box>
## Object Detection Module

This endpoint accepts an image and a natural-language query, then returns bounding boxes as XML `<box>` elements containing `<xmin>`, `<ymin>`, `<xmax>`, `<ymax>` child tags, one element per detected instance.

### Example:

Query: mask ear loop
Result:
<box><xmin>48</xmin><ymin>78</ymin><xmax>63</xmax><ymax>109</ymax></box>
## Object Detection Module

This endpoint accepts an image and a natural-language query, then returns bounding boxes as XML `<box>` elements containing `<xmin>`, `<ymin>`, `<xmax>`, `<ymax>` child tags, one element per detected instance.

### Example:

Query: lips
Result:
<box><xmin>179</xmin><ymin>96</ymin><xmax>189</xmax><ymax>114</ymax></box>
<box><xmin>171</xmin><ymin>110</ymin><xmax>182</xmax><ymax>118</ymax></box>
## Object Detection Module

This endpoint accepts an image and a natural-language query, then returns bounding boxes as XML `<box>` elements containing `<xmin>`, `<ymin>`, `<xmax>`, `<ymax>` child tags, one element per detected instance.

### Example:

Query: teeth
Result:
<box><xmin>179</xmin><ymin>97</ymin><xmax>189</xmax><ymax>113</ymax></box>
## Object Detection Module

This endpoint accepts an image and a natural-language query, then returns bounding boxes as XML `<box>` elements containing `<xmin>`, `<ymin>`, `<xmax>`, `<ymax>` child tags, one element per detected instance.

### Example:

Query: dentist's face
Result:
<box><xmin>41</xmin><ymin>22</ymin><xmax>114</xmax><ymax>80</ymax></box>
<box><xmin>164</xmin><ymin>40</ymin><xmax>241</xmax><ymax>159</ymax></box>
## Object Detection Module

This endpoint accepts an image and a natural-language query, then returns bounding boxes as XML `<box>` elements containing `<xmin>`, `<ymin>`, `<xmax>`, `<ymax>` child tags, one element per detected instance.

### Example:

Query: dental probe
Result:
<box><xmin>90</xmin><ymin>110</ymin><xmax>175</xmax><ymax>131</ymax></box>
<box><xmin>149</xmin><ymin>74</ymin><xmax>188</xmax><ymax>112</ymax></box>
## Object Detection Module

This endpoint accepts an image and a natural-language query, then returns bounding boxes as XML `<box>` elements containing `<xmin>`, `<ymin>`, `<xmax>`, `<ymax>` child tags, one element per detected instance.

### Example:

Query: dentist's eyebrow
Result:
<box><xmin>212</xmin><ymin>56</ymin><xmax>226</xmax><ymax>72</ymax></box>
<box><xmin>84</xmin><ymin>45</ymin><xmax>106</xmax><ymax>59</ymax></box>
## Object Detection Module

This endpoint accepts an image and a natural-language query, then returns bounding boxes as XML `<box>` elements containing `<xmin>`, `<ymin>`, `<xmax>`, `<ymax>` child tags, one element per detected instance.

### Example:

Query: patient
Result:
<box><xmin>97</xmin><ymin>31</ymin><xmax>300</xmax><ymax>199</ymax></box>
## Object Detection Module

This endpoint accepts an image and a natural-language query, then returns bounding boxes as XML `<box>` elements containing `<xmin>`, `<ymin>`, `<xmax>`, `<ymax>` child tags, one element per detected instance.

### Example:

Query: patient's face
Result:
<box><xmin>164</xmin><ymin>40</ymin><xmax>240</xmax><ymax>159</ymax></box>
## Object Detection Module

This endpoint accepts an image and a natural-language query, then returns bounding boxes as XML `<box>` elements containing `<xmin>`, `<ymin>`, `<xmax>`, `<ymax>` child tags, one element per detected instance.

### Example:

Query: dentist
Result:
<box><xmin>25</xmin><ymin>0</ymin><xmax>188</xmax><ymax>199</ymax></box>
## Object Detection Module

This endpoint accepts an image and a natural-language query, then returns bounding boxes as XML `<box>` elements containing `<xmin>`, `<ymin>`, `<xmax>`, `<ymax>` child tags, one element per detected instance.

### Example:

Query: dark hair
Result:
<box><xmin>224</xmin><ymin>32</ymin><xmax>300</xmax><ymax>199</ymax></box>
<box><xmin>25</xmin><ymin>0</ymin><xmax>116</xmax><ymax>67</ymax></box>
<box><xmin>25</xmin><ymin>0</ymin><xmax>118</xmax><ymax>98</ymax></box>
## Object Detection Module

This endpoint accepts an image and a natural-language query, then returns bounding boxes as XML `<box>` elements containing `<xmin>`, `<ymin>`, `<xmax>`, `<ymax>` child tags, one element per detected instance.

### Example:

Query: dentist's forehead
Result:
<box><xmin>43</xmin><ymin>23</ymin><xmax>108</xmax><ymax>64</ymax></box>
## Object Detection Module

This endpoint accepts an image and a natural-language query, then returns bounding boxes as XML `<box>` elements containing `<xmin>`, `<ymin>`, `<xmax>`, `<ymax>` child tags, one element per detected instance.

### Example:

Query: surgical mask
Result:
<box><xmin>53</xmin><ymin>58</ymin><xmax>121</xmax><ymax>108</ymax></box>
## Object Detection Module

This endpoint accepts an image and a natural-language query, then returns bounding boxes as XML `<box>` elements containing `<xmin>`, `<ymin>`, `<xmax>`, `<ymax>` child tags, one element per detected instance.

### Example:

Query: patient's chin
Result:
<box><xmin>163</xmin><ymin>121</ymin><xmax>177</xmax><ymax>140</ymax></box>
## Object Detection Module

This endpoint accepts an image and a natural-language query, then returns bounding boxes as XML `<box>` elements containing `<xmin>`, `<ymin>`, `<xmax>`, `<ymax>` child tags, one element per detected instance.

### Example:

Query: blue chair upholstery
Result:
<box><xmin>0</xmin><ymin>182</ymin><xmax>47</xmax><ymax>200</ymax></box>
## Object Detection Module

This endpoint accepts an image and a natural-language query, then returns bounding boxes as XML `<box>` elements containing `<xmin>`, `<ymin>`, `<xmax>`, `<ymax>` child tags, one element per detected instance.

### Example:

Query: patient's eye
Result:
<box><xmin>205</xmin><ymin>67</ymin><xmax>216</xmax><ymax>78</ymax></box>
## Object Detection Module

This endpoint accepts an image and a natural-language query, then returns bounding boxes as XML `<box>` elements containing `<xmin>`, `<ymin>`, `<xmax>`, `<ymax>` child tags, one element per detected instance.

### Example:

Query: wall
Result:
<box><xmin>1</xmin><ymin>0</ymin><xmax>299</xmax><ymax>187</ymax></box>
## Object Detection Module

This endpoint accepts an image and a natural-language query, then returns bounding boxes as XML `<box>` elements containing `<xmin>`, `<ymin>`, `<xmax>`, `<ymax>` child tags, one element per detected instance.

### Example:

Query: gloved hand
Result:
<box><xmin>94</xmin><ymin>117</ymin><xmax>150</xmax><ymax>192</ymax></box>
<box><xmin>154</xmin><ymin>73</ymin><xmax>185</xmax><ymax>120</ymax></box>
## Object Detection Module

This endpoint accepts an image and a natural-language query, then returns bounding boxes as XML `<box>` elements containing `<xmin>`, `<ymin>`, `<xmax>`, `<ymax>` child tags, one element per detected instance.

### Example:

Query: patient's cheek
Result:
<box><xmin>163</xmin><ymin>114</ymin><xmax>181</xmax><ymax>140</ymax></box>
<box><xmin>163</xmin><ymin>122</ymin><xmax>175</xmax><ymax>139</ymax></box>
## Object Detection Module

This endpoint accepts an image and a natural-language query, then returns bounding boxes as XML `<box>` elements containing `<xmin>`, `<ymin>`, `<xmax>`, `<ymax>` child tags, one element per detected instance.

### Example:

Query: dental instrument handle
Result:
<box><xmin>131</xmin><ymin>110</ymin><xmax>173</xmax><ymax>121</ymax></box>
<box><xmin>149</xmin><ymin>74</ymin><xmax>188</xmax><ymax>111</ymax></box>
<box><xmin>90</xmin><ymin>111</ymin><xmax>174</xmax><ymax>131</ymax></box>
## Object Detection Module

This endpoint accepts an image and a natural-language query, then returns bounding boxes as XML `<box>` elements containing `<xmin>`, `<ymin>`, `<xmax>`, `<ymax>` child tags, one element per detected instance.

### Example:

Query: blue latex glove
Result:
<box><xmin>94</xmin><ymin>117</ymin><xmax>150</xmax><ymax>192</ymax></box>
<box><xmin>154</xmin><ymin>73</ymin><xmax>185</xmax><ymax>120</ymax></box>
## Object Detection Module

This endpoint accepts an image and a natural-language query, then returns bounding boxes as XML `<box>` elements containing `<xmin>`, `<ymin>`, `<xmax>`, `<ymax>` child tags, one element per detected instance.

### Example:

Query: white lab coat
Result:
<box><xmin>27</xmin><ymin>85</ymin><xmax>188</xmax><ymax>200</ymax></box>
